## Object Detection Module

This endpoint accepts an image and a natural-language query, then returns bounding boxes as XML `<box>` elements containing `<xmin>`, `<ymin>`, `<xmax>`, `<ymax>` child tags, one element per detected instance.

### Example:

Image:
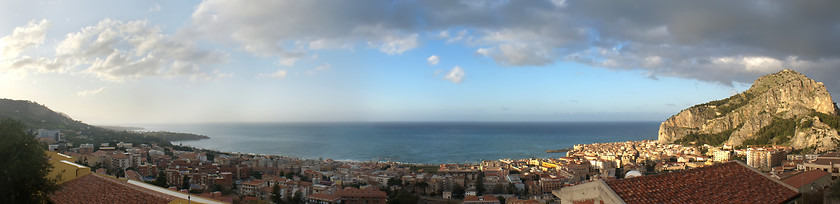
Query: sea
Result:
<box><xmin>135</xmin><ymin>122</ymin><xmax>660</xmax><ymax>164</ymax></box>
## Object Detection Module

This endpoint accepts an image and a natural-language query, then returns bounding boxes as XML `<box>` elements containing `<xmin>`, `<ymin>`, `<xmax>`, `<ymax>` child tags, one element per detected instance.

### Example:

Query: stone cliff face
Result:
<box><xmin>658</xmin><ymin>69</ymin><xmax>840</xmax><ymax>151</ymax></box>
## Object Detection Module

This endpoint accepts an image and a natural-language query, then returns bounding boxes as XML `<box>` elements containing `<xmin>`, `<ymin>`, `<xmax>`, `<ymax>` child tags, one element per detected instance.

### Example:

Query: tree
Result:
<box><xmin>182</xmin><ymin>176</ymin><xmax>191</xmax><ymax>190</ymax></box>
<box><xmin>452</xmin><ymin>185</ymin><xmax>465</xmax><ymax>199</ymax></box>
<box><xmin>153</xmin><ymin>171</ymin><xmax>168</xmax><ymax>187</ymax></box>
<box><xmin>271</xmin><ymin>183</ymin><xmax>283</xmax><ymax>204</ymax></box>
<box><xmin>387</xmin><ymin>177</ymin><xmax>403</xmax><ymax>187</ymax></box>
<box><xmin>497</xmin><ymin>196</ymin><xmax>506</xmax><ymax>204</ymax></box>
<box><xmin>492</xmin><ymin>183</ymin><xmax>504</xmax><ymax>194</ymax></box>
<box><xmin>0</xmin><ymin>119</ymin><xmax>59</xmax><ymax>203</ymax></box>
<box><xmin>250</xmin><ymin>170</ymin><xmax>263</xmax><ymax>179</ymax></box>
<box><xmin>387</xmin><ymin>190</ymin><xmax>418</xmax><ymax>204</ymax></box>
<box><xmin>414</xmin><ymin>181</ymin><xmax>429</xmax><ymax>195</ymax></box>
<box><xmin>507</xmin><ymin>183</ymin><xmax>516</xmax><ymax>194</ymax></box>
<box><xmin>475</xmin><ymin>171</ymin><xmax>485</xmax><ymax>196</ymax></box>
<box><xmin>289</xmin><ymin>190</ymin><xmax>303</xmax><ymax>204</ymax></box>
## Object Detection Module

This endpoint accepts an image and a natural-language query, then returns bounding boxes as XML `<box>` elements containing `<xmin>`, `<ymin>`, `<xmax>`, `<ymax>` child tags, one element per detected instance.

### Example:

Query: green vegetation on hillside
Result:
<box><xmin>143</xmin><ymin>131</ymin><xmax>209</xmax><ymax>141</ymax></box>
<box><xmin>676</xmin><ymin>126</ymin><xmax>740</xmax><ymax>146</ymax></box>
<box><xmin>697</xmin><ymin>92</ymin><xmax>756</xmax><ymax>118</ymax></box>
<box><xmin>742</xmin><ymin>117</ymin><xmax>796</xmax><ymax>146</ymax></box>
<box><xmin>0</xmin><ymin>99</ymin><xmax>208</xmax><ymax>147</ymax></box>
<box><xmin>812</xmin><ymin>111</ymin><xmax>840</xmax><ymax>130</ymax></box>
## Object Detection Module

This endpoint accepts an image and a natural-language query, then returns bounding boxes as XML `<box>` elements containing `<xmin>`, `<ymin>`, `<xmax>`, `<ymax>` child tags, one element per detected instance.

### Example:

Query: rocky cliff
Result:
<box><xmin>658</xmin><ymin>69</ymin><xmax>840</xmax><ymax>152</ymax></box>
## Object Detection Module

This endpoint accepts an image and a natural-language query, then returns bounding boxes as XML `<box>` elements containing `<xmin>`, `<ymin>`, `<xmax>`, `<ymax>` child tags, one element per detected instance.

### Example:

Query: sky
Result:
<box><xmin>1</xmin><ymin>0</ymin><xmax>839</xmax><ymax>124</ymax></box>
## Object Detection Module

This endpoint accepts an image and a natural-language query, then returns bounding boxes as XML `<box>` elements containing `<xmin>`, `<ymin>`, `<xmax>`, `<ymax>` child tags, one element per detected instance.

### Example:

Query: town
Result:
<box><xmin>38</xmin><ymin>127</ymin><xmax>839</xmax><ymax>204</ymax></box>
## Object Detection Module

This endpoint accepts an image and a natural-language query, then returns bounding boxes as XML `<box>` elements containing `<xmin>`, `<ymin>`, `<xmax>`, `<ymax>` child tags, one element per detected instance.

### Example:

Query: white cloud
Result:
<box><xmin>306</xmin><ymin>63</ymin><xmax>331</xmax><ymax>76</ymax></box>
<box><xmin>316</xmin><ymin>63</ymin><xmax>331</xmax><ymax>71</ymax></box>
<box><xmin>444</xmin><ymin>66</ymin><xmax>465</xmax><ymax>83</ymax></box>
<box><xmin>494</xmin><ymin>43</ymin><xmax>554</xmax><ymax>66</ymax></box>
<box><xmin>49</xmin><ymin>19</ymin><xmax>226</xmax><ymax>81</ymax></box>
<box><xmin>259</xmin><ymin>69</ymin><xmax>287</xmax><ymax>79</ymax></box>
<box><xmin>437</xmin><ymin>29</ymin><xmax>468</xmax><ymax>43</ymax></box>
<box><xmin>434</xmin><ymin>69</ymin><xmax>444</xmax><ymax>75</ymax></box>
<box><xmin>148</xmin><ymin>4</ymin><xmax>161</xmax><ymax>12</ymax></box>
<box><xmin>278</xmin><ymin>56</ymin><xmax>298</xmax><ymax>67</ymax></box>
<box><xmin>77</xmin><ymin>87</ymin><xmax>106</xmax><ymax>97</ymax></box>
<box><xmin>427</xmin><ymin>55</ymin><xmax>440</xmax><ymax>65</ymax></box>
<box><xmin>376</xmin><ymin>33</ymin><xmax>418</xmax><ymax>55</ymax></box>
<box><xmin>181</xmin><ymin>0</ymin><xmax>840</xmax><ymax>90</ymax></box>
<box><xmin>641</xmin><ymin>56</ymin><xmax>664</xmax><ymax>68</ymax></box>
<box><xmin>475</xmin><ymin>48</ymin><xmax>492</xmax><ymax>56</ymax></box>
<box><xmin>550</xmin><ymin>0</ymin><xmax>567</xmax><ymax>8</ymax></box>
<box><xmin>0</xmin><ymin>19</ymin><xmax>50</xmax><ymax>60</ymax></box>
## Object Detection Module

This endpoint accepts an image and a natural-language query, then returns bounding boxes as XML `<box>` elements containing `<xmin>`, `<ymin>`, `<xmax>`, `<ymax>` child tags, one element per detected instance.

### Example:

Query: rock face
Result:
<box><xmin>658</xmin><ymin>69</ymin><xmax>840</xmax><ymax>151</ymax></box>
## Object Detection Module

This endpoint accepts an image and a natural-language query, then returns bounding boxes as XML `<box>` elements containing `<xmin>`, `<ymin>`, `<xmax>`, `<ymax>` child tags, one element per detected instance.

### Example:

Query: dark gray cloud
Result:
<box><xmin>189</xmin><ymin>0</ymin><xmax>840</xmax><ymax>98</ymax></box>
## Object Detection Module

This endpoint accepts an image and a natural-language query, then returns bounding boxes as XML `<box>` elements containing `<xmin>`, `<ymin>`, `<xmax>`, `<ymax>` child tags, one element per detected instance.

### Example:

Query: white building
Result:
<box><xmin>713</xmin><ymin>149</ymin><xmax>731</xmax><ymax>162</ymax></box>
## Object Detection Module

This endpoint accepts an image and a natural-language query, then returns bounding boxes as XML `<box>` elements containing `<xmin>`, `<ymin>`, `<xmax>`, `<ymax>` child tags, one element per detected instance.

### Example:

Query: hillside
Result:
<box><xmin>0</xmin><ymin>98</ymin><xmax>208</xmax><ymax>146</ymax></box>
<box><xmin>659</xmin><ymin>69</ymin><xmax>840</xmax><ymax>152</ymax></box>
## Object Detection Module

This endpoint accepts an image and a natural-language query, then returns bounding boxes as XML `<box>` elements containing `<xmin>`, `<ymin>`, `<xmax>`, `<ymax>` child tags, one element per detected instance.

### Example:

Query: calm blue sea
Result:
<box><xmin>136</xmin><ymin>122</ymin><xmax>659</xmax><ymax>164</ymax></box>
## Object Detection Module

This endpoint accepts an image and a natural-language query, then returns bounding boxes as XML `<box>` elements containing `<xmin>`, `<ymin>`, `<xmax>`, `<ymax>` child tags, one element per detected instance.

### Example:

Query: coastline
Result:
<box><xmin>145</xmin><ymin>121</ymin><xmax>660</xmax><ymax>164</ymax></box>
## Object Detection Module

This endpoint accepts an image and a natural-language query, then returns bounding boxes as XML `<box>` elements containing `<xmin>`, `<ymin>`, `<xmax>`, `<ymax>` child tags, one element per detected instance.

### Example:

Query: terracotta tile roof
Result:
<box><xmin>812</xmin><ymin>158</ymin><xmax>840</xmax><ymax>165</ymax></box>
<box><xmin>463</xmin><ymin>195</ymin><xmax>500</xmax><ymax>203</ymax></box>
<box><xmin>125</xmin><ymin>170</ymin><xmax>143</xmax><ymax>181</ymax></box>
<box><xmin>782</xmin><ymin>170</ymin><xmax>830</xmax><ymax>188</ymax></box>
<box><xmin>604</xmin><ymin>161</ymin><xmax>799</xmax><ymax>204</ymax></box>
<box><xmin>306</xmin><ymin>193</ymin><xmax>341</xmax><ymax>202</ymax></box>
<box><xmin>820</xmin><ymin>152</ymin><xmax>840</xmax><ymax>157</ymax></box>
<box><xmin>335</xmin><ymin>188</ymin><xmax>387</xmax><ymax>198</ymax></box>
<box><xmin>50</xmin><ymin>173</ymin><xmax>177</xmax><ymax>204</ymax></box>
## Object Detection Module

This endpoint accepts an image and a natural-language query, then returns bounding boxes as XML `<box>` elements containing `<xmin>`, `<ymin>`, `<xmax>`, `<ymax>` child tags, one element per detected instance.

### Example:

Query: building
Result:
<box><xmin>803</xmin><ymin>152</ymin><xmax>840</xmax><ymax>179</ymax></box>
<box><xmin>334</xmin><ymin>188</ymin><xmax>387</xmax><ymax>204</ymax></box>
<box><xmin>555</xmin><ymin>161</ymin><xmax>799</xmax><ymax>203</ymax></box>
<box><xmin>305</xmin><ymin>193</ymin><xmax>341</xmax><ymax>204</ymax></box>
<box><xmin>746</xmin><ymin>147</ymin><xmax>786</xmax><ymax>171</ymax></box>
<box><xmin>713</xmin><ymin>149</ymin><xmax>731</xmax><ymax>162</ymax></box>
<box><xmin>537</xmin><ymin>174</ymin><xmax>565</xmax><ymax>194</ymax></box>
<box><xmin>36</xmin><ymin>129</ymin><xmax>61</xmax><ymax>141</ymax></box>
<box><xmin>79</xmin><ymin>143</ymin><xmax>94</xmax><ymax>154</ymax></box>
<box><xmin>781</xmin><ymin>170</ymin><xmax>832</xmax><ymax>194</ymax></box>
<box><xmin>111</xmin><ymin>153</ymin><xmax>132</xmax><ymax>170</ymax></box>
<box><xmin>47</xmin><ymin>152</ymin><xmax>91</xmax><ymax>184</ymax></box>
<box><xmin>50</xmin><ymin>173</ymin><xmax>229</xmax><ymax>204</ymax></box>
<box><xmin>241</xmin><ymin>180</ymin><xmax>267</xmax><ymax>196</ymax></box>
<box><xmin>463</xmin><ymin>195</ymin><xmax>501</xmax><ymax>204</ymax></box>
<box><xmin>46</xmin><ymin>152</ymin><xmax>227</xmax><ymax>204</ymax></box>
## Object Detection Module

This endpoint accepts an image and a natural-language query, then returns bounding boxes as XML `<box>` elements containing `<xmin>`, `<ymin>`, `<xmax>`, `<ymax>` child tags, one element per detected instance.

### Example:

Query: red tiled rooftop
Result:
<box><xmin>125</xmin><ymin>170</ymin><xmax>143</xmax><ymax>181</ymax></box>
<box><xmin>782</xmin><ymin>170</ymin><xmax>830</xmax><ymax>188</ymax></box>
<box><xmin>604</xmin><ymin>161</ymin><xmax>799</xmax><ymax>204</ymax></box>
<box><xmin>50</xmin><ymin>173</ymin><xmax>177</xmax><ymax>204</ymax></box>
<box><xmin>464</xmin><ymin>195</ymin><xmax>500</xmax><ymax>202</ymax></box>
<box><xmin>306</xmin><ymin>193</ymin><xmax>341</xmax><ymax>202</ymax></box>
<box><xmin>820</xmin><ymin>152</ymin><xmax>840</xmax><ymax>157</ymax></box>
<box><xmin>335</xmin><ymin>188</ymin><xmax>387</xmax><ymax>198</ymax></box>
<box><xmin>811</xmin><ymin>158</ymin><xmax>840</xmax><ymax>165</ymax></box>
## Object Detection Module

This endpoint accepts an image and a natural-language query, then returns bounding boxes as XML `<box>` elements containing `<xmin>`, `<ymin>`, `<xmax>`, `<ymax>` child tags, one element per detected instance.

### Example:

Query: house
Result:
<box><xmin>334</xmin><ymin>188</ymin><xmax>387</xmax><ymax>204</ymax></box>
<box><xmin>36</xmin><ymin>129</ymin><xmax>61</xmax><ymax>141</ymax></box>
<box><xmin>802</xmin><ymin>152</ymin><xmax>840</xmax><ymax>179</ymax></box>
<box><xmin>781</xmin><ymin>169</ymin><xmax>832</xmax><ymax>194</ymax></box>
<box><xmin>463</xmin><ymin>195</ymin><xmax>500</xmax><ymax>204</ymax></box>
<box><xmin>555</xmin><ymin>161</ymin><xmax>799</xmax><ymax>203</ymax></box>
<box><xmin>241</xmin><ymin>180</ymin><xmax>268</xmax><ymax>196</ymax></box>
<box><xmin>305</xmin><ymin>193</ymin><xmax>341</xmax><ymax>204</ymax></box>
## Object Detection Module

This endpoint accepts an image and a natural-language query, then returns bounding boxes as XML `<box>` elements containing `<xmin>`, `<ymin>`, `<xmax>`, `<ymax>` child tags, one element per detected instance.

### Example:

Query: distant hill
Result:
<box><xmin>659</xmin><ymin>69</ymin><xmax>840</xmax><ymax>152</ymax></box>
<box><xmin>0</xmin><ymin>98</ymin><xmax>208</xmax><ymax>146</ymax></box>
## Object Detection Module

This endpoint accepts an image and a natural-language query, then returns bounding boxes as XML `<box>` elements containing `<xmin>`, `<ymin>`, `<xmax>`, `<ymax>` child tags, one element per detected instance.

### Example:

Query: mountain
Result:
<box><xmin>658</xmin><ymin>69</ymin><xmax>840</xmax><ymax>152</ymax></box>
<box><xmin>0</xmin><ymin>98</ymin><xmax>208</xmax><ymax>146</ymax></box>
